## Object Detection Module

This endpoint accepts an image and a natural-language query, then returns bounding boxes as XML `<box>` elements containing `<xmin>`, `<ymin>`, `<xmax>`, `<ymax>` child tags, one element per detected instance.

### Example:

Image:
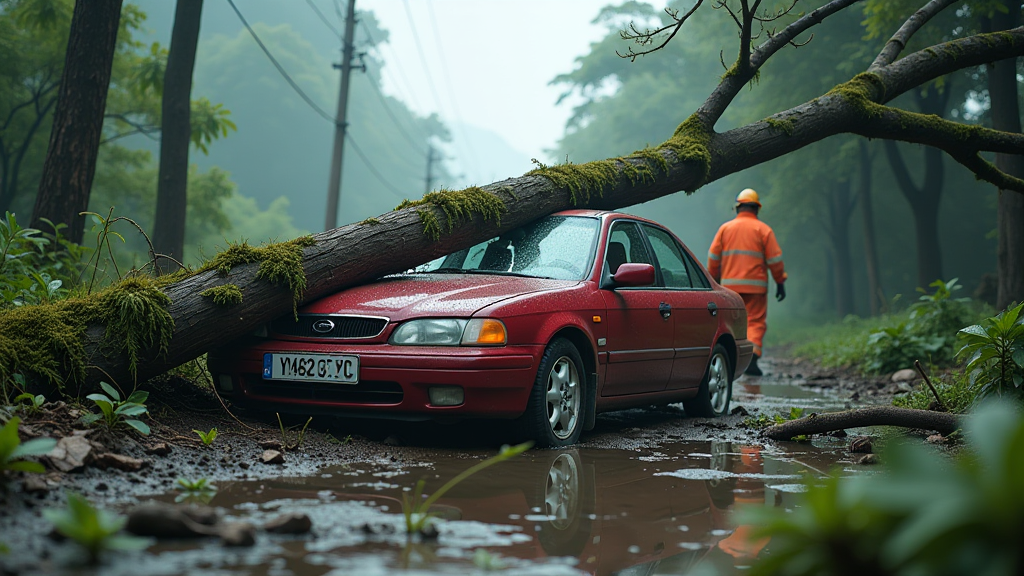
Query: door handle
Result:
<box><xmin>659</xmin><ymin>302</ymin><xmax>672</xmax><ymax>320</ymax></box>
<box><xmin>707</xmin><ymin>302</ymin><xmax>718</xmax><ymax>316</ymax></box>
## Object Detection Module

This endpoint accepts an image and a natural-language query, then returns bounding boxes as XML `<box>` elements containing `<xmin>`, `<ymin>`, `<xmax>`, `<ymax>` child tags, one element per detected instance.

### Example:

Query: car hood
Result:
<box><xmin>300</xmin><ymin>274</ymin><xmax>579</xmax><ymax>321</ymax></box>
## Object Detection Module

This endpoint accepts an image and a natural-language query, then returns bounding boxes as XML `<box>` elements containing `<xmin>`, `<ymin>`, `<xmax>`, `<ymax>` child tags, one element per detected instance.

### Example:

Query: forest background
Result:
<box><xmin>0</xmin><ymin>0</ymin><xmax>1008</xmax><ymax>327</ymax></box>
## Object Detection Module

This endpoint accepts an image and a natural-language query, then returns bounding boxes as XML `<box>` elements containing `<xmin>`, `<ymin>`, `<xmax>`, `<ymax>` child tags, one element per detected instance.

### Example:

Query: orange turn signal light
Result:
<box><xmin>592</xmin><ymin>315</ymin><xmax>602</xmax><ymax>323</ymax></box>
<box><xmin>462</xmin><ymin>318</ymin><xmax>507</xmax><ymax>346</ymax></box>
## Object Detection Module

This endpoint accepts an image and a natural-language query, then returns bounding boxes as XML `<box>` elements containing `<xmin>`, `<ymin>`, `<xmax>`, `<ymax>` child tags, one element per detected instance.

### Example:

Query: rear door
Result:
<box><xmin>600</xmin><ymin>220</ymin><xmax>674</xmax><ymax>396</ymax></box>
<box><xmin>641</xmin><ymin>224</ymin><xmax>719</xmax><ymax>391</ymax></box>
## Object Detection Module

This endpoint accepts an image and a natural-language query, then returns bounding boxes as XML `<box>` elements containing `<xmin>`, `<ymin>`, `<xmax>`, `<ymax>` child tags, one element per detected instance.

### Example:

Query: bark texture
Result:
<box><xmin>152</xmin><ymin>0</ymin><xmax>204</xmax><ymax>271</ymax></box>
<box><xmin>987</xmin><ymin>5</ymin><xmax>1024</xmax><ymax>310</ymax></box>
<box><xmin>764</xmin><ymin>406</ymin><xmax>959</xmax><ymax>440</ymax></box>
<box><xmin>30</xmin><ymin>0</ymin><xmax>124</xmax><ymax>244</ymax></box>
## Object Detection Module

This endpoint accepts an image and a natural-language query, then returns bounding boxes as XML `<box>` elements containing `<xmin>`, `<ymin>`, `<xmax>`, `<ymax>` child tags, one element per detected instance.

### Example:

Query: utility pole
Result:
<box><xmin>425</xmin><ymin>144</ymin><xmax>436</xmax><ymax>194</ymax></box>
<box><xmin>324</xmin><ymin>0</ymin><xmax>358</xmax><ymax>231</ymax></box>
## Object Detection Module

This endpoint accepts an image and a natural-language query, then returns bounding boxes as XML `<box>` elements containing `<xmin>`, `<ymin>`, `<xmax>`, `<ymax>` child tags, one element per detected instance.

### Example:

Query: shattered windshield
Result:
<box><xmin>416</xmin><ymin>216</ymin><xmax>600</xmax><ymax>281</ymax></box>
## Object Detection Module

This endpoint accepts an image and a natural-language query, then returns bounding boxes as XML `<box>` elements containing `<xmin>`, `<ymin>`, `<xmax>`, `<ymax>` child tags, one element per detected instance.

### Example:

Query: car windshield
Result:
<box><xmin>415</xmin><ymin>216</ymin><xmax>600</xmax><ymax>281</ymax></box>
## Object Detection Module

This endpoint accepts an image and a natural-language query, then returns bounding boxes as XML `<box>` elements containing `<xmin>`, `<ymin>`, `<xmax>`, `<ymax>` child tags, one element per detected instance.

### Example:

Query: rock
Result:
<box><xmin>382</xmin><ymin>435</ymin><xmax>402</xmax><ymax>447</ymax></box>
<box><xmin>825</xmin><ymin>429</ymin><xmax>848</xmax><ymax>438</ymax></box>
<box><xmin>926</xmin><ymin>434</ymin><xmax>947</xmax><ymax>444</ymax></box>
<box><xmin>849</xmin><ymin>437</ymin><xmax>873</xmax><ymax>454</ymax></box>
<box><xmin>857</xmin><ymin>454</ymin><xmax>879</xmax><ymax>465</ymax></box>
<box><xmin>219</xmin><ymin>522</ymin><xmax>256</xmax><ymax>547</ymax></box>
<box><xmin>95</xmin><ymin>482</ymin><xmax>109</xmax><ymax>492</ymax></box>
<box><xmin>238</xmin><ymin>461</ymin><xmax>250</xmax><ymax>470</ymax></box>
<box><xmin>418</xmin><ymin>522</ymin><xmax>440</xmax><ymax>540</ymax></box>
<box><xmin>48</xmin><ymin>435</ymin><xmax>94</xmax><ymax>472</ymax></box>
<box><xmin>264</xmin><ymin>513</ymin><xmax>312</xmax><ymax>535</ymax></box>
<box><xmin>93</xmin><ymin>453</ymin><xmax>147</xmax><ymax>472</ymax></box>
<box><xmin>260</xmin><ymin>450</ymin><xmax>285</xmax><ymax>464</ymax></box>
<box><xmin>359</xmin><ymin>521</ymin><xmax>396</xmax><ymax>535</ymax></box>
<box><xmin>259</xmin><ymin>440</ymin><xmax>283</xmax><ymax>450</ymax></box>
<box><xmin>730</xmin><ymin>406</ymin><xmax>749</xmax><ymax>416</ymax></box>
<box><xmin>891</xmin><ymin>369</ymin><xmax>918</xmax><ymax>383</ymax></box>
<box><xmin>22</xmin><ymin>475</ymin><xmax>50</xmax><ymax>494</ymax></box>
<box><xmin>126</xmin><ymin>503</ymin><xmax>218</xmax><ymax>539</ymax></box>
<box><xmin>144</xmin><ymin>442</ymin><xmax>171</xmax><ymax>456</ymax></box>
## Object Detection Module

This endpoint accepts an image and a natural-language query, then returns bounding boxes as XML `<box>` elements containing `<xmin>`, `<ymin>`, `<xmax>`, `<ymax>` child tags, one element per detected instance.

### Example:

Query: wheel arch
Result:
<box><xmin>716</xmin><ymin>332</ymin><xmax>737</xmax><ymax>375</ymax></box>
<box><xmin>549</xmin><ymin>325</ymin><xmax>598</xmax><ymax>432</ymax></box>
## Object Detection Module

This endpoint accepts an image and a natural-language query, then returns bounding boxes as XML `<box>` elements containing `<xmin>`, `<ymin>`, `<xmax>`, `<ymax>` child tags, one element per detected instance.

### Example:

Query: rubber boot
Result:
<box><xmin>744</xmin><ymin>353</ymin><xmax>763</xmax><ymax>376</ymax></box>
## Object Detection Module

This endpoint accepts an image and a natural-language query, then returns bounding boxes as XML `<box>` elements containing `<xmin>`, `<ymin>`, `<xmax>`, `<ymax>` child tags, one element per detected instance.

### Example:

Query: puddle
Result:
<box><xmin>55</xmin><ymin>437</ymin><xmax>850</xmax><ymax>576</ymax></box>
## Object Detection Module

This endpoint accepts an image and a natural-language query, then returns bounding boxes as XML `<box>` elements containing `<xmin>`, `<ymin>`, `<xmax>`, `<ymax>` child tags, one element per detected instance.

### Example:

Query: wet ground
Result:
<box><xmin>1</xmin><ymin>357</ymin><xmax>890</xmax><ymax>575</ymax></box>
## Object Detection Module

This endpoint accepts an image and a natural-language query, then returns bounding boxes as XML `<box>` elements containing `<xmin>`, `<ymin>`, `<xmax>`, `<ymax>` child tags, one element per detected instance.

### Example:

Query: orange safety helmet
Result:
<box><xmin>735</xmin><ymin>188</ymin><xmax>761</xmax><ymax>207</ymax></box>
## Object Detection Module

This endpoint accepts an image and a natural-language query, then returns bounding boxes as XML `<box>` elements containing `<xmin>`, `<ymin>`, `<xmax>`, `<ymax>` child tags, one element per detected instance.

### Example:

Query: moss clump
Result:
<box><xmin>200</xmin><ymin>236</ymin><xmax>316</xmax><ymax>314</ymax></box>
<box><xmin>527</xmin><ymin>159</ymin><xmax>620</xmax><ymax>206</ymax></box>
<box><xmin>396</xmin><ymin>186</ymin><xmax>505</xmax><ymax>240</ymax></box>
<box><xmin>95</xmin><ymin>276</ymin><xmax>174</xmax><ymax>378</ymax></box>
<box><xmin>360</xmin><ymin>217</ymin><xmax>381</xmax><ymax>226</ymax></box>
<box><xmin>825</xmin><ymin>72</ymin><xmax>887</xmax><ymax>117</ymax></box>
<box><xmin>200</xmin><ymin>284</ymin><xmax>243</xmax><ymax>306</ymax></box>
<box><xmin>657</xmin><ymin>114</ymin><xmax>713</xmax><ymax>190</ymax></box>
<box><xmin>0</xmin><ymin>275</ymin><xmax>175</xmax><ymax>388</ymax></box>
<box><xmin>765</xmin><ymin>117</ymin><xmax>795</xmax><ymax>136</ymax></box>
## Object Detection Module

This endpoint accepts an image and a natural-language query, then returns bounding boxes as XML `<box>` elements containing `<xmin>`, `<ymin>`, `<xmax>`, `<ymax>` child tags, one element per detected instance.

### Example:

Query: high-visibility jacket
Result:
<box><xmin>707</xmin><ymin>212</ymin><xmax>787</xmax><ymax>294</ymax></box>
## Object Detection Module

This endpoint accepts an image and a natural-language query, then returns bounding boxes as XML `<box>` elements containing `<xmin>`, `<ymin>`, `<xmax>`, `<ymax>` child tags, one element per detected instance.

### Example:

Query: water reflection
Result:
<box><xmin>130</xmin><ymin>439</ymin><xmax>841</xmax><ymax>576</ymax></box>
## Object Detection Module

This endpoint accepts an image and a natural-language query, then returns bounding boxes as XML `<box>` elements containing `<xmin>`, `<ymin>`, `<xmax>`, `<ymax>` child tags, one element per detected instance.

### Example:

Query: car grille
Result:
<box><xmin>271</xmin><ymin>314</ymin><xmax>388</xmax><ymax>339</ymax></box>
<box><xmin>244</xmin><ymin>376</ymin><xmax>403</xmax><ymax>404</ymax></box>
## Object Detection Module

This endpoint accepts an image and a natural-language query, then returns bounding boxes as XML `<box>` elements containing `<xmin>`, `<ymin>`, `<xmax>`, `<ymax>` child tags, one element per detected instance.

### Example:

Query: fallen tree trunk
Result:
<box><xmin>763</xmin><ymin>407</ymin><xmax>960</xmax><ymax>441</ymax></box>
<box><xmin>5</xmin><ymin>9</ymin><xmax>1024</xmax><ymax>395</ymax></box>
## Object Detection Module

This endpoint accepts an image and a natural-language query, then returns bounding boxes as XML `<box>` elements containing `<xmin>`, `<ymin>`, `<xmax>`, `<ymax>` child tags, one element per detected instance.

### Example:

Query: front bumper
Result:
<box><xmin>208</xmin><ymin>341</ymin><xmax>543</xmax><ymax>420</ymax></box>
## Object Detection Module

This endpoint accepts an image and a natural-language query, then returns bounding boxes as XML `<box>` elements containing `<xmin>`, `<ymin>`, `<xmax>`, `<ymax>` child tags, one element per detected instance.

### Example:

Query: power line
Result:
<box><xmin>401</xmin><ymin>0</ymin><xmax>446</xmax><ymax>119</ymax></box>
<box><xmin>361</xmin><ymin>20</ymin><xmax>418</xmax><ymax>117</ymax></box>
<box><xmin>304</xmin><ymin>0</ymin><xmax>341</xmax><ymax>38</ymax></box>
<box><xmin>226</xmin><ymin>0</ymin><xmax>336</xmax><ymax>123</ymax></box>
<box><xmin>346</xmin><ymin>134</ymin><xmax>404</xmax><ymax>196</ymax></box>
<box><xmin>363</xmin><ymin>76</ymin><xmax>428</xmax><ymax>159</ymax></box>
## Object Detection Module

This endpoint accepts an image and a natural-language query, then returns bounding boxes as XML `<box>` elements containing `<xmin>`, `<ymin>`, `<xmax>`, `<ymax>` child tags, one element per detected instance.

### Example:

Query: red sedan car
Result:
<box><xmin>208</xmin><ymin>210</ymin><xmax>753</xmax><ymax>447</ymax></box>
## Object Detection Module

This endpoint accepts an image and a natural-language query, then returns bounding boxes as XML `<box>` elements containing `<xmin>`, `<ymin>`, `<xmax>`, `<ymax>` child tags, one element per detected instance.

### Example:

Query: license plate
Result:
<box><xmin>263</xmin><ymin>353</ymin><xmax>359</xmax><ymax>383</ymax></box>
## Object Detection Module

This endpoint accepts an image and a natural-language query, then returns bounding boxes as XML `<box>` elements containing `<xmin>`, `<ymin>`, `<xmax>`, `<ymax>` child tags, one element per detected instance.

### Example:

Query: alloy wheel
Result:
<box><xmin>545</xmin><ymin>356</ymin><xmax>580</xmax><ymax>440</ymax></box>
<box><xmin>543</xmin><ymin>453</ymin><xmax>580</xmax><ymax>530</ymax></box>
<box><xmin>709</xmin><ymin>352</ymin><xmax>729</xmax><ymax>414</ymax></box>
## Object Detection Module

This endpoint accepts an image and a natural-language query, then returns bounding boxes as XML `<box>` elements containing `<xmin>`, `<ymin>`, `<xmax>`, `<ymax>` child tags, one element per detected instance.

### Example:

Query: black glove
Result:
<box><xmin>776</xmin><ymin>282</ymin><xmax>786</xmax><ymax>302</ymax></box>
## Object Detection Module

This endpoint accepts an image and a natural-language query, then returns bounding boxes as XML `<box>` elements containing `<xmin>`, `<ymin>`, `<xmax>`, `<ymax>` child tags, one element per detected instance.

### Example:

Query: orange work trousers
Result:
<box><xmin>741</xmin><ymin>292</ymin><xmax>767</xmax><ymax>357</ymax></box>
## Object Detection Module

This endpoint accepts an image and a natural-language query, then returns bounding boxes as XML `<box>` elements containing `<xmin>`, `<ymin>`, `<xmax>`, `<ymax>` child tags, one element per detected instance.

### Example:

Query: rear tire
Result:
<box><xmin>517</xmin><ymin>338</ymin><xmax>585</xmax><ymax>447</ymax></box>
<box><xmin>683</xmin><ymin>343</ymin><xmax>732</xmax><ymax>417</ymax></box>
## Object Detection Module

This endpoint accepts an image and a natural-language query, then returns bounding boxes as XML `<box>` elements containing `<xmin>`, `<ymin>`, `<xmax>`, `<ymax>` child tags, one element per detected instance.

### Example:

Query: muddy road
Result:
<box><xmin>1</xmin><ymin>358</ymin><xmax>893</xmax><ymax>575</ymax></box>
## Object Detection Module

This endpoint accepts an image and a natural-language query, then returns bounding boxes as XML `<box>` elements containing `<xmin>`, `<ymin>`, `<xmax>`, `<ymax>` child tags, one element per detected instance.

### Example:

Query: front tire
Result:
<box><xmin>683</xmin><ymin>343</ymin><xmax>732</xmax><ymax>417</ymax></box>
<box><xmin>517</xmin><ymin>338</ymin><xmax>585</xmax><ymax>447</ymax></box>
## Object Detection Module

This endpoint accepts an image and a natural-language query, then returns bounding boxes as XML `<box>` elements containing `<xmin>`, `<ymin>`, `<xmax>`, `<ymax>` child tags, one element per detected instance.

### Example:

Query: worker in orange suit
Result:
<box><xmin>707</xmin><ymin>189</ymin><xmax>787</xmax><ymax>376</ymax></box>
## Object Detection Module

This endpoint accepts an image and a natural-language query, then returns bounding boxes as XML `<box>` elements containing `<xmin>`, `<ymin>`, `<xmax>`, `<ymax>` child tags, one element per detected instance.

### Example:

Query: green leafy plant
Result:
<box><xmin>14</xmin><ymin>392</ymin><xmax>46</xmax><ymax>414</ymax></box>
<box><xmin>277</xmin><ymin>413</ymin><xmax>312</xmax><ymax>450</ymax></box>
<box><xmin>0</xmin><ymin>416</ymin><xmax>56</xmax><ymax>474</ymax></box>
<box><xmin>81</xmin><ymin>382</ymin><xmax>150</xmax><ymax>435</ymax></box>
<box><xmin>403</xmin><ymin>442</ymin><xmax>532</xmax><ymax>535</ymax></box>
<box><xmin>892</xmin><ymin>369</ymin><xmax>979</xmax><ymax>414</ymax></box>
<box><xmin>0</xmin><ymin>213</ymin><xmax>80</xmax><ymax>309</ymax></box>
<box><xmin>742</xmin><ymin>401</ymin><xmax>1024</xmax><ymax>576</ymax></box>
<box><xmin>742</xmin><ymin>407</ymin><xmax>810</xmax><ymax>441</ymax></box>
<box><xmin>43</xmin><ymin>493</ymin><xmax>150</xmax><ymax>565</ymax></box>
<box><xmin>193</xmin><ymin>427</ymin><xmax>217</xmax><ymax>446</ymax></box>
<box><xmin>175</xmin><ymin>477</ymin><xmax>217</xmax><ymax>504</ymax></box>
<box><xmin>957</xmin><ymin>302</ymin><xmax>1024</xmax><ymax>399</ymax></box>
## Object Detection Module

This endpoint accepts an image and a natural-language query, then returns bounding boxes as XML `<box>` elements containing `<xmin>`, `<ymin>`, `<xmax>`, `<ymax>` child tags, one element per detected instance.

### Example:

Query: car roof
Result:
<box><xmin>553</xmin><ymin>209</ymin><xmax>661</xmax><ymax>226</ymax></box>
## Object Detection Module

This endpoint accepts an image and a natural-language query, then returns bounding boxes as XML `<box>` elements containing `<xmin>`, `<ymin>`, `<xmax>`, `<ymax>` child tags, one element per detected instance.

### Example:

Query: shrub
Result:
<box><xmin>956</xmin><ymin>302</ymin><xmax>1024</xmax><ymax>399</ymax></box>
<box><xmin>81</xmin><ymin>382</ymin><xmax>150</xmax><ymax>435</ymax></box>
<box><xmin>892</xmin><ymin>370</ymin><xmax>979</xmax><ymax>414</ymax></box>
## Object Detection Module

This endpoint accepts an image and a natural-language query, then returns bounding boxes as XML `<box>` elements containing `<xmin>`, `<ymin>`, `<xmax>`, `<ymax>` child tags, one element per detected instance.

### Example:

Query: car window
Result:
<box><xmin>642</xmin><ymin>225</ymin><xmax>693</xmax><ymax>289</ymax></box>
<box><xmin>682</xmin><ymin>248</ymin><xmax>711</xmax><ymax>289</ymax></box>
<box><xmin>606</xmin><ymin>221</ymin><xmax>653</xmax><ymax>276</ymax></box>
<box><xmin>417</xmin><ymin>216</ymin><xmax>600</xmax><ymax>281</ymax></box>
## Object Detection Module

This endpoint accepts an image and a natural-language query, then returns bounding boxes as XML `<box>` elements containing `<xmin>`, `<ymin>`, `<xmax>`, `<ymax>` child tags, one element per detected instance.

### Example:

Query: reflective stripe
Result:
<box><xmin>766</xmin><ymin>254</ymin><xmax>784</xmax><ymax>265</ymax></box>
<box><xmin>722</xmin><ymin>249</ymin><xmax>764</xmax><ymax>258</ymax></box>
<box><xmin>722</xmin><ymin>278</ymin><xmax>768</xmax><ymax>287</ymax></box>
<box><xmin>708</xmin><ymin>251</ymin><xmax>721</xmax><ymax>261</ymax></box>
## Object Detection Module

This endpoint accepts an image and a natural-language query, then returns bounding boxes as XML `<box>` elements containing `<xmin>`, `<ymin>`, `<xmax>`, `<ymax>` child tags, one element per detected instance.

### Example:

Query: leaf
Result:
<box><xmin>124</xmin><ymin>420</ymin><xmax>150</xmax><ymax>435</ymax></box>
<box><xmin>5</xmin><ymin>460</ymin><xmax>46</xmax><ymax>473</ymax></box>
<box><xmin>114</xmin><ymin>404</ymin><xmax>148</xmax><ymax>417</ymax></box>
<box><xmin>125</xmin><ymin>390</ymin><xmax>148</xmax><ymax>405</ymax></box>
<box><xmin>99</xmin><ymin>382</ymin><xmax>121</xmax><ymax>402</ymax></box>
<box><xmin>12</xmin><ymin>437</ymin><xmax>57</xmax><ymax>458</ymax></box>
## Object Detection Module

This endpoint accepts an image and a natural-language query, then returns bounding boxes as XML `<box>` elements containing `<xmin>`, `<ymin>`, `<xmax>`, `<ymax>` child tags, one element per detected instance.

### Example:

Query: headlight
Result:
<box><xmin>388</xmin><ymin>318</ymin><xmax>508</xmax><ymax>346</ymax></box>
<box><xmin>389</xmin><ymin>319</ymin><xmax>467</xmax><ymax>345</ymax></box>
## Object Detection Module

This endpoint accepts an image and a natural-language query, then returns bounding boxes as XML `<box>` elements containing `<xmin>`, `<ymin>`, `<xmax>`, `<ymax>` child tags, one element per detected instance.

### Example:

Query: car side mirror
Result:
<box><xmin>610</xmin><ymin>263</ymin><xmax>655</xmax><ymax>288</ymax></box>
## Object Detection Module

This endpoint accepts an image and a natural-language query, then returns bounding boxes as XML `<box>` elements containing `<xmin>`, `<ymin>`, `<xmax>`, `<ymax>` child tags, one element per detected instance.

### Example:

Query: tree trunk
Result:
<box><xmin>829</xmin><ymin>179</ymin><xmax>855</xmax><ymax>317</ymax></box>
<box><xmin>764</xmin><ymin>406</ymin><xmax>958</xmax><ymax>440</ymax></box>
<box><xmin>987</xmin><ymin>5</ymin><xmax>1024</xmax><ymax>310</ymax></box>
<box><xmin>7</xmin><ymin>23</ymin><xmax>1024</xmax><ymax>393</ymax></box>
<box><xmin>859</xmin><ymin>140</ymin><xmax>884</xmax><ymax>315</ymax></box>
<box><xmin>30</xmin><ymin>0</ymin><xmax>124</xmax><ymax>244</ymax></box>
<box><xmin>152</xmin><ymin>0</ymin><xmax>204</xmax><ymax>271</ymax></box>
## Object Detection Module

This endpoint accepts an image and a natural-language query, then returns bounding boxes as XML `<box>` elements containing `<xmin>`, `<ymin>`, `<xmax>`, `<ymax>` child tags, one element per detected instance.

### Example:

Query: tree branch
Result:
<box><xmin>764</xmin><ymin>406</ymin><xmax>958</xmax><ymax>440</ymax></box>
<box><xmin>617</xmin><ymin>1</ymin><xmax>705</xmax><ymax>61</ymax></box>
<box><xmin>869</xmin><ymin>0</ymin><xmax>958</xmax><ymax>71</ymax></box>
